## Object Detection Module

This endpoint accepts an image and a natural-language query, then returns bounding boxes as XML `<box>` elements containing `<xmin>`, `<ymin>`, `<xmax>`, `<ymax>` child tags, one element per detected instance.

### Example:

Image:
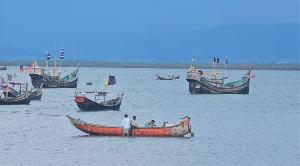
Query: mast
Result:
<box><xmin>60</xmin><ymin>49</ymin><xmax>64</xmax><ymax>68</ymax></box>
<box><xmin>190</xmin><ymin>56</ymin><xmax>196</xmax><ymax>71</ymax></box>
<box><xmin>45</xmin><ymin>50</ymin><xmax>51</xmax><ymax>68</ymax></box>
<box><xmin>225</xmin><ymin>56</ymin><xmax>228</xmax><ymax>70</ymax></box>
<box><xmin>103</xmin><ymin>79</ymin><xmax>108</xmax><ymax>105</ymax></box>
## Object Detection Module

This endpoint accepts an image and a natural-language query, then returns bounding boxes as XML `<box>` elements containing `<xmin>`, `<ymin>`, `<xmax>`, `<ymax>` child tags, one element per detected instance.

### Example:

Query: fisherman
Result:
<box><xmin>131</xmin><ymin>116</ymin><xmax>138</xmax><ymax>128</ymax></box>
<box><xmin>121</xmin><ymin>114</ymin><xmax>131</xmax><ymax>136</ymax></box>
<box><xmin>145</xmin><ymin>120</ymin><xmax>156</xmax><ymax>128</ymax></box>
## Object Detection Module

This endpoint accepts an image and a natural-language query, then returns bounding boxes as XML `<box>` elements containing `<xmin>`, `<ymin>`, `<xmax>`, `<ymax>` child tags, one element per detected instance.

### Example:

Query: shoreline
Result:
<box><xmin>1</xmin><ymin>60</ymin><xmax>299</xmax><ymax>71</ymax></box>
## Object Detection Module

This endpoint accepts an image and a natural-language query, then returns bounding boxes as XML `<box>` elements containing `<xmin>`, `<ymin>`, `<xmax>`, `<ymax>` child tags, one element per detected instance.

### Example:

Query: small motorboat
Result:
<box><xmin>156</xmin><ymin>74</ymin><xmax>180</xmax><ymax>80</ymax></box>
<box><xmin>0</xmin><ymin>66</ymin><xmax>7</xmax><ymax>70</ymax></box>
<box><xmin>66</xmin><ymin>115</ymin><xmax>192</xmax><ymax>137</ymax></box>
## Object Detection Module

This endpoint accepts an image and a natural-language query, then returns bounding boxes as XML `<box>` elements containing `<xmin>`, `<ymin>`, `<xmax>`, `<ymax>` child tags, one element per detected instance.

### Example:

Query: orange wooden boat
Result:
<box><xmin>66</xmin><ymin>115</ymin><xmax>192</xmax><ymax>137</ymax></box>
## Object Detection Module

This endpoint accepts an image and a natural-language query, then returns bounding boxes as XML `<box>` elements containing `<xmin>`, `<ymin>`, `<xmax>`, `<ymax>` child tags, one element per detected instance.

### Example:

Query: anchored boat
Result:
<box><xmin>156</xmin><ymin>74</ymin><xmax>180</xmax><ymax>80</ymax></box>
<box><xmin>0</xmin><ymin>83</ymin><xmax>31</xmax><ymax>105</ymax></box>
<box><xmin>29</xmin><ymin>50</ymin><xmax>79</xmax><ymax>88</ymax></box>
<box><xmin>74</xmin><ymin>75</ymin><xmax>123</xmax><ymax>111</ymax></box>
<box><xmin>29</xmin><ymin>66</ymin><xmax>79</xmax><ymax>88</ymax></box>
<box><xmin>67</xmin><ymin>115</ymin><xmax>192</xmax><ymax>137</ymax></box>
<box><xmin>186</xmin><ymin>57</ymin><xmax>254</xmax><ymax>94</ymax></box>
<box><xmin>74</xmin><ymin>91</ymin><xmax>123</xmax><ymax>111</ymax></box>
<box><xmin>0</xmin><ymin>66</ymin><xmax>7</xmax><ymax>70</ymax></box>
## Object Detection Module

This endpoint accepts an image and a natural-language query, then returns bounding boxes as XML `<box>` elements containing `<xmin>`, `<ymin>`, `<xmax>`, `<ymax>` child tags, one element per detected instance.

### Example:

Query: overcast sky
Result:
<box><xmin>0</xmin><ymin>0</ymin><xmax>299</xmax><ymax>62</ymax></box>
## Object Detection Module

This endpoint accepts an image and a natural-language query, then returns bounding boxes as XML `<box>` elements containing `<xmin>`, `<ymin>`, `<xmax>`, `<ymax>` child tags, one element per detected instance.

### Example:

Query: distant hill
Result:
<box><xmin>0</xmin><ymin>23</ymin><xmax>299</xmax><ymax>63</ymax></box>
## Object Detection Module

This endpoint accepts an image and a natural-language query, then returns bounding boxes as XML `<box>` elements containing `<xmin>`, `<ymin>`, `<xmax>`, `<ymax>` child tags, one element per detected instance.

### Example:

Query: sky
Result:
<box><xmin>0</xmin><ymin>0</ymin><xmax>299</xmax><ymax>63</ymax></box>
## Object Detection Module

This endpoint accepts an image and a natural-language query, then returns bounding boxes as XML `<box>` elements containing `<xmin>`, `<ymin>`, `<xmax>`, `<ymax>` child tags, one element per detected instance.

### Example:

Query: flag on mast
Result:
<box><xmin>60</xmin><ymin>49</ymin><xmax>64</xmax><ymax>60</ymax></box>
<box><xmin>46</xmin><ymin>50</ymin><xmax>51</xmax><ymax>60</ymax></box>
<box><xmin>108</xmin><ymin>75</ymin><xmax>116</xmax><ymax>85</ymax></box>
<box><xmin>213</xmin><ymin>56</ymin><xmax>216</xmax><ymax>68</ymax></box>
<box><xmin>19</xmin><ymin>65</ymin><xmax>24</xmax><ymax>72</ymax></box>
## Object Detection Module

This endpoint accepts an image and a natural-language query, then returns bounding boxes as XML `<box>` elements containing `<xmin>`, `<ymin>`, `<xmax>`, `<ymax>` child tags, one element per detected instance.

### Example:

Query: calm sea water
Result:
<box><xmin>0</xmin><ymin>67</ymin><xmax>299</xmax><ymax>166</ymax></box>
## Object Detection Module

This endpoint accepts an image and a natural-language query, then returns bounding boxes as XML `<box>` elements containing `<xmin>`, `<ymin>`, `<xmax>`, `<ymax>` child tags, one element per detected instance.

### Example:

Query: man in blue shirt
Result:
<box><xmin>121</xmin><ymin>114</ymin><xmax>131</xmax><ymax>136</ymax></box>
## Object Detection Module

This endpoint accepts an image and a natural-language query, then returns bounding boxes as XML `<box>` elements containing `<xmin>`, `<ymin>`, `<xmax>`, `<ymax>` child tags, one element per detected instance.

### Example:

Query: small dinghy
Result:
<box><xmin>0</xmin><ymin>66</ymin><xmax>7</xmax><ymax>70</ymax></box>
<box><xmin>156</xmin><ymin>74</ymin><xmax>180</xmax><ymax>80</ymax></box>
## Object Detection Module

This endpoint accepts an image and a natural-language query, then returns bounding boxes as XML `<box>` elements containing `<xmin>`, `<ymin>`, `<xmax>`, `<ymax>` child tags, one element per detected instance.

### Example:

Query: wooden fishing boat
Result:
<box><xmin>29</xmin><ymin>66</ymin><xmax>79</xmax><ymax>88</ymax></box>
<box><xmin>0</xmin><ymin>66</ymin><xmax>7</xmax><ymax>70</ymax></box>
<box><xmin>186</xmin><ymin>60</ymin><xmax>253</xmax><ymax>94</ymax></box>
<box><xmin>0</xmin><ymin>84</ymin><xmax>31</xmax><ymax>105</ymax></box>
<box><xmin>74</xmin><ymin>91</ymin><xmax>123</xmax><ymax>111</ymax></box>
<box><xmin>0</xmin><ymin>93</ymin><xmax>31</xmax><ymax>105</ymax></box>
<box><xmin>66</xmin><ymin>115</ymin><xmax>192</xmax><ymax>137</ymax></box>
<box><xmin>156</xmin><ymin>74</ymin><xmax>180</xmax><ymax>80</ymax></box>
<box><xmin>1</xmin><ymin>82</ymin><xmax>42</xmax><ymax>100</ymax></box>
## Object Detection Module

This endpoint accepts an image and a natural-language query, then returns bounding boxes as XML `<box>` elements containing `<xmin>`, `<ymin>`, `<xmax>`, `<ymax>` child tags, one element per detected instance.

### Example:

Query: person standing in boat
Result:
<box><xmin>131</xmin><ymin>116</ymin><xmax>138</xmax><ymax>128</ymax></box>
<box><xmin>121</xmin><ymin>114</ymin><xmax>131</xmax><ymax>136</ymax></box>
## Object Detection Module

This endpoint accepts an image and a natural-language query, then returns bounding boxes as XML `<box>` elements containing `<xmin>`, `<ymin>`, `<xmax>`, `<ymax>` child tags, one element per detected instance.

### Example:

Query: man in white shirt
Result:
<box><xmin>121</xmin><ymin>114</ymin><xmax>131</xmax><ymax>136</ymax></box>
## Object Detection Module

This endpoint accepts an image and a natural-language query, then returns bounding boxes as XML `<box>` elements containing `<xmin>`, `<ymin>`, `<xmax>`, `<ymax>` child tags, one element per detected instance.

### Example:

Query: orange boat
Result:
<box><xmin>66</xmin><ymin>115</ymin><xmax>193</xmax><ymax>137</ymax></box>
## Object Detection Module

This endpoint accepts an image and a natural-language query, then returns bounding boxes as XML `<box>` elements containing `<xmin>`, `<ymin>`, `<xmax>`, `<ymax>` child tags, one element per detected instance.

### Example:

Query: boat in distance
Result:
<box><xmin>0</xmin><ymin>66</ymin><xmax>7</xmax><ymax>70</ymax></box>
<box><xmin>67</xmin><ymin>115</ymin><xmax>192</xmax><ymax>137</ymax></box>
<box><xmin>156</xmin><ymin>74</ymin><xmax>180</xmax><ymax>80</ymax></box>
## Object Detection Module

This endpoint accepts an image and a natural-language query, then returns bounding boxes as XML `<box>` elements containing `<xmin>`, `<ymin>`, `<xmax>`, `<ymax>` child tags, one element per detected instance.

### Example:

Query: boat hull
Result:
<box><xmin>67</xmin><ymin>115</ymin><xmax>192</xmax><ymax>137</ymax></box>
<box><xmin>157</xmin><ymin>76</ymin><xmax>180</xmax><ymax>80</ymax></box>
<box><xmin>0</xmin><ymin>94</ymin><xmax>31</xmax><ymax>105</ymax></box>
<box><xmin>75</xmin><ymin>96</ymin><xmax>122</xmax><ymax>111</ymax></box>
<box><xmin>186</xmin><ymin>78</ymin><xmax>250</xmax><ymax>94</ymax></box>
<box><xmin>29</xmin><ymin>73</ymin><xmax>78</xmax><ymax>88</ymax></box>
<box><xmin>0</xmin><ymin>66</ymin><xmax>7</xmax><ymax>70</ymax></box>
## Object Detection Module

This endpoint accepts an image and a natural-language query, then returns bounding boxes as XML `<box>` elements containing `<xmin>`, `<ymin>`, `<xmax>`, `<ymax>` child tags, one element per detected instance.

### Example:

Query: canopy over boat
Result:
<box><xmin>67</xmin><ymin>115</ymin><xmax>192</xmax><ymax>137</ymax></box>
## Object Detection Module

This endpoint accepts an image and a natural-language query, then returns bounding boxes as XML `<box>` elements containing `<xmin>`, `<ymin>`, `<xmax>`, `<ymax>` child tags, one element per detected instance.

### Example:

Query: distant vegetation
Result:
<box><xmin>0</xmin><ymin>60</ymin><xmax>299</xmax><ymax>70</ymax></box>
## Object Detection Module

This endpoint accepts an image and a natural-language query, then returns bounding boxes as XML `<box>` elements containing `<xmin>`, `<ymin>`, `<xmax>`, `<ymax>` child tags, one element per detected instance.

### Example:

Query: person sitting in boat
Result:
<box><xmin>131</xmin><ymin>116</ymin><xmax>138</xmax><ymax>128</ymax></box>
<box><xmin>145</xmin><ymin>120</ymin><xmax>156</xmax><ymax>128</ymax></box>
<box><xmin>121</xmin><ymin>114</ymin><xmax>131</xmax><ymax>136</ymax></box>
